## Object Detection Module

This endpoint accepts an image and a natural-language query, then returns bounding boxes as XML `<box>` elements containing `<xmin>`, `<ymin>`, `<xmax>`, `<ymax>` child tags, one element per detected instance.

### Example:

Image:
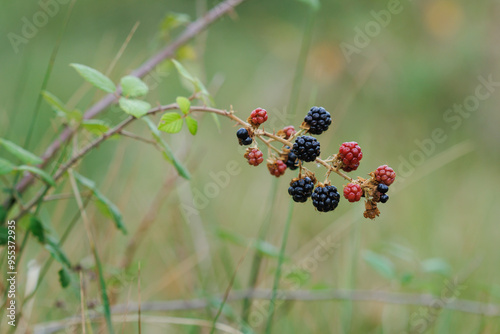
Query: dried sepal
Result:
<box><xmin>290</xmin><ymin>170</ymin><xmax>317</xmax><ymax>186</ymax></box>
<box><xmin>363</xmin><ymin>200</ymin><xmax>380</xmax><ymax>219</ymax></box>
<box><xmin>299</xmin><ymin>120</ymin><xmax>311</xmax><ymax>132</ymax></box>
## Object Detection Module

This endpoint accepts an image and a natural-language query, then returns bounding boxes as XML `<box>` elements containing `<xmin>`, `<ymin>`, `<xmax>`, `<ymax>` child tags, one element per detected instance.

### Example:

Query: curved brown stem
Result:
<box><xmin>3</xmin><ymin>0</ymin><xmax>250</xmax><ymax>214</ymax></box>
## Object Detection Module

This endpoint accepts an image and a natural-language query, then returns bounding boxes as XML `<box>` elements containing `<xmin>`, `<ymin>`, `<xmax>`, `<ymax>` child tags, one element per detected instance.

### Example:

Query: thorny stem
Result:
<box><xmin>256</xmin><ymin>135</ymin><xmax>281</xmax><ymax>155</ymax></box>
<box><xmin>324</xmin><ymin>168</ymin><xmax>332</xmax><ymax>184</ymax></box>
<box><xmin>118</xmin><ymin>130</ymin><xmax>161</xmax><ymax>148</ymax></box>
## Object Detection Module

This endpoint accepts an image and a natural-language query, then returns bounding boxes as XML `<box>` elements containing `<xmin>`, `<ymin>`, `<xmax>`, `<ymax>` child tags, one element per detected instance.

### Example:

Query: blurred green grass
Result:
<box><xmin>1</xmin><ymin>0</ymin><xmax>500</xmax><ymax>333</ymax></box>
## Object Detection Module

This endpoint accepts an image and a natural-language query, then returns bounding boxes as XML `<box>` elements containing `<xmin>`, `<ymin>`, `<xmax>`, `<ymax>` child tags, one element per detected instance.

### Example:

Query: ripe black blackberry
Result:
<box><xmin>288</xmin><ymin>177</ymin><xmax>315</xmax><ymax>203</ymax></box>
<box><xmin>236</xmin><ymin>128</ymin><xmax>248</xmax><ymax>139</ymax></box>
<box><xmin>379</xmin><ymin>194</ymin><xmax>389</xmax><ymax>203</ymax></box>
<box><xmin>304</xmin><ymin>106</ymin><xmax>332</xmax><ymax>135</ymax></box>
<box><xmin>241</xmin><ymin>137</ymin><xmax>252</xmax><ymax>145</ymax></box>
<box><xmin>283</xmin><ymin>146</ymin><xmax>299</xmax><ymax>170</ymax></box>
<box><xmin>377</xmin><ymin>183</ymin><xmax>389</xmax><ymax>194</ymax></box>
<box><xmin>236</xmin><ymin>128</ymin><xmax>252</xmax><ymax>145</ymax></box>
<box><xmin>312</xmin><ymin>184</ymin><xmax>340</xmax><ymax>212</ymax></box>
<box><xmin>292</xmin><ymin>136</ymin><xmax>320</xmax><ymax>162</ymax></box>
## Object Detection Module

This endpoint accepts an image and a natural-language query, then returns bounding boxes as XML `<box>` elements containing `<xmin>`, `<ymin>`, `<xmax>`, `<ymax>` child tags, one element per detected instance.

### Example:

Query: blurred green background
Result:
<box><xmin>1</xmin><ymin>0</ymin><xmax>499</xmax><ymax>333</ymax></box>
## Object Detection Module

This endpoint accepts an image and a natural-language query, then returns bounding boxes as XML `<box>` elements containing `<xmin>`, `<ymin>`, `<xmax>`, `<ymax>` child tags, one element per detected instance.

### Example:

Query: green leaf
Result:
<box><xmin>41</xmin><ymin>91</ymin><xmax>82</xmax><ymax>122</ymax></box>
<box><xmin>120</xmin><ymin>75</ymin><xmax>149</xmax><ymax>98</ymax></box>
<box><xmin>285</xmin><ymin>268</ymin><xmax>310</xmax><ymax>286</ymax></box>
<box><xmin>41</xmin><ymin>91</ymin><xmax>70</xmax><ymax>116</ymax></box>
<box><xmin>171</xmin><ymin>59</ymin><xmax>195</xmax><ymax>83</ymax></box>
<box><xmin>160</xmin><ymin>12</ymin><xmax>190</xmax><ymax>36</ymax></box>
<box><xmin>29</xmin><ymin>216</ymin><xmax>45</xmax><ymax>243</ymax></box>
<box><xmin>72</xmin><ymin>172</ymin><xmax>127</xmax><ymax>234</ymax></box>
<box><xmin>310</xmin><ymin>282</ymin><xmax>331</xmax><ymax>290</ymax></box>
<box><xmin>70</xmin><ymin>63</ymin><xmax>116</xmax><ymax>93</ymax></box>
<box><xmin>171</xmin><ymin>60</ymin><xmax>214</xmax><ymax>104</ymax></box>
<box><xmin>0</xmin><ymin>205</ymin><xmax>6</xmax><ymax>224</ymax></box>
<box><xmin>158</xmin><ymin>112</ymin><xmax>183</xmax><ymax>133</ymax></box>
<box><xmin>253</xmin><ymin>239</ymin><xmax>282</xmax><ymax>258</ymax></box>
<box><xmin>118</xmin><ymin>97</ymin><xmax>151</xmax><ymax>118</ymax></box>
<box><xmin>82</xmin><ymin>119</ymin><xmax>110</xmax><ymax>135</ymax></box>
<box><xmin>58</xmin><ymin>268</ymin><xmax>71</xmax><ymax>288</ymax></box>
<box><xmin>0</xmin><ymin>158</ymin><xmax>15</xmax><ymax>175</ymax></box>
<box><xmin>421</xmin><ymin>258</ymin><xmax>452</xmax><ymax>276</ymax></box>
<box><xmin>193</xmin><ymin>77</ymin><xmax>214</xmax><ymax>106</ymax></box>
<box><xmin>143</xmin><ymin>118</ymin><xmax>191</xmax><ymax>179</ymax></box>
<box><xmin>171</xmin><ymin>61</ymin><xmax>218</xmax><ymax>133</ymax></box>
<box><xmin>193</xmin><ymin>77</ymin><xmax>218</xmax><ymax>130</ymax></box>
<box><xmin>0</xmin><ymin>138</ymin><xmax>43</xmax><ymax>165</ymax></box>
<box><xmin>215</xmin><ymin>228</ymin><xmax>246</xmax><ymax>246</ymax></box>
<box><xmin>45</xmin><ymin>237</ymin><xmax>72</xmax><ymax>269</ymax></box>
<box><xmin>400</xmin><ymin>272</ymin><xmax>414</xmax><ymax>285</ymax></box>
<box><xmin>215</xmin><ymin>228</ymin><xmax>283</xmax><ymax>259</ymax></box>
<box><xmin>0</xmin><ymin>227</ymin><xmax>8</xmax><ymax>245</ymax></box>
<box><xmin>176</xmin><ymin>96</ymin><xmax>191</xmax><ymax>114</ymax></box>
<box><xmin>363</xmin><ymin>250</ymin><xmax>396</xmax><ymax>279</ymax></box>
<box><xmin>93</xmin><ymin>247</ymin><xmax>114</xmax><ymax>334</ymax></box>
<box><xmin>385</xmin><ymin>242</ymin><xmax>416</xmax><ymax>263</ymax></box>
<box><xmin>185</xmin><ymin>116</ymin><xmax>198</xmax><ymax>135</ymax></box>
<box><xmin>17</xmin><ymin>166</ymin><xmax>56</xmax><ymax>186</ymax></box>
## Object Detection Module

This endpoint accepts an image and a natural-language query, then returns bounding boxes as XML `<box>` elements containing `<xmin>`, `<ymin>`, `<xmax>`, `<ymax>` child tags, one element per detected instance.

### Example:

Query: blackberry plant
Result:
<box><xmin>153</xmin><ymin>77</ymin><xmax>395</xmax><ymax>218</ymax></box>
<box><xmin>1</xmin><ymin>61</ymin><xmax>397</xmax><ymax>320</ymax></box>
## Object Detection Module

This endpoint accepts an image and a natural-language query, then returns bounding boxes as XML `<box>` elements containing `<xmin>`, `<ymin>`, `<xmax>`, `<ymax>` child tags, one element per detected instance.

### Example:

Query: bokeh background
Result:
<box><xmin>1</xmin><ymin>0</ymin><xmax>499</xmax><ymax>333</ymax></box>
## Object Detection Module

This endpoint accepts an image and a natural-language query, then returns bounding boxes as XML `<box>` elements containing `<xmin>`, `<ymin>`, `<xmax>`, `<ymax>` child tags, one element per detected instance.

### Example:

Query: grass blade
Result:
<box><xmin>95</xmin><ymin>248</ymin><xmax>114</xmax><ymax>334</ymax></box>
<box><xmin>264</xmin><ymin>199</ymin><xmax>294</xmax><ymax>334</ymax></box>
<box><xmin>241</xmin><ymin>178</ymin><xmax>279</xmax><ymax>323</ymax></box>
<box><xmin>68</xmin><ymin>170</ymin><xmax>114</xmax><ymax>334</ymax></box>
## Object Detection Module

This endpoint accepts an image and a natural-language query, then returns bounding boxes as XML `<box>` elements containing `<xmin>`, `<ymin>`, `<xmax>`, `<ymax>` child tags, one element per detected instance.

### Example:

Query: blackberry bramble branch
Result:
<box><xmin>197</xmin><ymin>106</ymin><xmax>396</xmax><ymax>219</ymax></box>
<box><xmin>12</xmin><ymin>103</ymin><xmax>396</xmax><ymax>221</ymax></box>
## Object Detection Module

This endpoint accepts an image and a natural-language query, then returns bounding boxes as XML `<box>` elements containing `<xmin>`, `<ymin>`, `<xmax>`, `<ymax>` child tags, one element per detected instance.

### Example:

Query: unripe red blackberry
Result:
<box><xmin>244</xmin><ymin>148</ymin><xmax>264</xmax><ymax>166</ymax></box>
<box><xmin>343</xmin><ymin>183</ymin><xmax>363</xmax><ymax>202</ymax></box>
<box><xmin>292</xmin><ymin>136</ymin><xmax>320</xmax><ymax>162</ymax></box>
<box><xmin>338</xmin><ymin>141</ymin><xmax>363</xmax><ymax>172</ymax></box>
<box><xmin>283</xmin><ymin>126</ymin><xmax>296</xmax><ymax>140</ymax></box>
<box><xmin>374</xmin><ymin>165</ymin><xmax>396</xmax><ymax>185</ymax></box>
<box><xmin>311</xmin><ymin>184</ymin><xmax>340</xmax><ymax>212</ymax></box>
<box><xmin>249</xmin><ymin>108</ymin><xmax>268</xmax><ymax>126</ymax></box>
<box><xmin>288</xmin><ymin>177</ymin><xmax>315</xmax><ymax>203</ymax></box>
<box><xmin>304</xmin><ymin>106</ymin><xmax>332</xmax><ymax>135</ymax></box>
<box><xmin>267</xmin><ymin>159</ymin><xmax>287</xmax><ymax>177</ymax></box>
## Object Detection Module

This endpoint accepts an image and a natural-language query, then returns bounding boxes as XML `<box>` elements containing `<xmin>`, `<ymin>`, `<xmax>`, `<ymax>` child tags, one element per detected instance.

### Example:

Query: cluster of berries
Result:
<box><xmin>343</xmin><ymin>165</ymin><xmax>396</xmax><ymax>205</ymax></box>
<box><xmin>235</xmin><ymin>106</ymin><xmax>396</xmax><ymax>218</ymax></box>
